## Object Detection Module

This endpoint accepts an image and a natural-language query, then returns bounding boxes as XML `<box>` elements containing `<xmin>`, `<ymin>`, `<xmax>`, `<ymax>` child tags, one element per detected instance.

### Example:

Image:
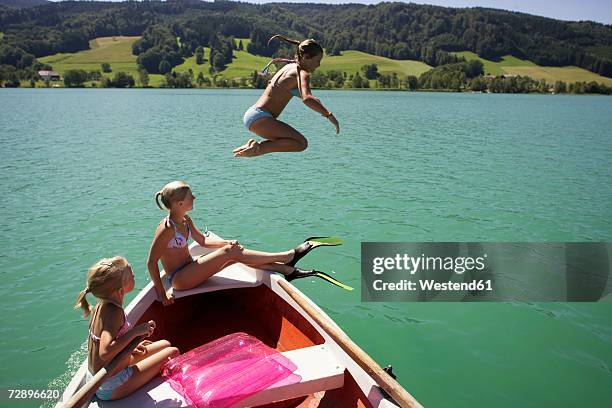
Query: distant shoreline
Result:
<box><xmin>2</xmin><ymin>87</ymin><xmax>610</xmax><ymax>96</ymax></box>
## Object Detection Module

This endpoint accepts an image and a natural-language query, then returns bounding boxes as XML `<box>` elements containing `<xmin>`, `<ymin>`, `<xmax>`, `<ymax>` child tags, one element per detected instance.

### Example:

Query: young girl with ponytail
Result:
<box><xmin>75</xmin><ymin>256</ymin><xmax>179</xmax><ymax>400</ymax></box>
<box><xmin>233</xmin><ymin>35</ymin><xmax>340</xmax><ymax>157</ymax></box>
<box><xmin>147</xmin><ymin>181</ymin><xmax>324</xmax><ymax>305</ymax></box>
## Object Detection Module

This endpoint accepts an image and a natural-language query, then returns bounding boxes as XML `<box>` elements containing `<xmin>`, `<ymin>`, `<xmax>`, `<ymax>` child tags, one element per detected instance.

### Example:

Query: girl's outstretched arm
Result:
<box><xmin>298</xmin><ymin>68</ymin><xmax>340</xmax><ymax>134</ymax></box>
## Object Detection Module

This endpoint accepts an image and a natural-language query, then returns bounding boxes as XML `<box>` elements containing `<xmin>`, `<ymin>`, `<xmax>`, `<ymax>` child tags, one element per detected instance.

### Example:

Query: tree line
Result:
<box><xmin>6</xmin><ymin>60</ymin><xmax>609</xmax><ymax>95</ymax></box>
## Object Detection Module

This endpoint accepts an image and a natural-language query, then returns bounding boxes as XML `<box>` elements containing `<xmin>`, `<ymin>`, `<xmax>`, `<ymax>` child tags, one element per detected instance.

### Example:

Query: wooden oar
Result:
<box><xmin>278</xmin><ymin>279</ymin><xmax>423</xmax><ymax>408</ymax></box>
<box><xmin>63</xmin><ymin>336</ymin><xmax>144</xmax><ymax>408</ymax></box>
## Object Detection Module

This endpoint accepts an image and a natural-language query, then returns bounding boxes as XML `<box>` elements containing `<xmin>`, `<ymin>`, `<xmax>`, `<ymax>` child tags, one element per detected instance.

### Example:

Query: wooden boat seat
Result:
<box><xmin>88</xmin><ymin>344</ymin><xmax>344</xmax><ymax>407</ymax></box>
<box><xmin>237</xmin><ymin>344</ymin><xmax>345</xmax><ymax>407</ymax></box>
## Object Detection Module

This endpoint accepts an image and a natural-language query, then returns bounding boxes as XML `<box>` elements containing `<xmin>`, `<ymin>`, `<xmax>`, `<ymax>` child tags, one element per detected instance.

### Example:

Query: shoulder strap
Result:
<box><xmin>166</xmin><ymin>216</ymin><xmax>178</xmax><ymax>232</ymax></box>
<box><xmin>161</xmin><ymin>216</ymin><xmax>173</xmax><ymax>230</ymax></box>
<box><xmin>262</xmin><ymin>58</ymin><xmax>297</xmax><ymax>75</ymax></box>
<box><xmin>183</xmin><ymin>216</ymin><xmax>191</xmax><ymax>235</ymax></box>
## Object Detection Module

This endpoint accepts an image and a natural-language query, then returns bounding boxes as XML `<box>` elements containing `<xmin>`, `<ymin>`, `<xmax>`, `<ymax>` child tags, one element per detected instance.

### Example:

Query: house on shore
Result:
<box><xmin>38</xmin><ymin>70</ymin><xmax>61</xmax><ymax>81</ymax></box>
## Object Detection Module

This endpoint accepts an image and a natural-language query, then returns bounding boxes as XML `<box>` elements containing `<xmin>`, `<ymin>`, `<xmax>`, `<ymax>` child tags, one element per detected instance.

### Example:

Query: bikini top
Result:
<box><xmin>269</xmin><ymin>74</ymin><xmax>301</xmax><ymax>98</ymax></box>
<box><xmin>263</xmin><ymin>59</ymin><xmax>302</xmax><ymax>99</ymax></box>
<box><xmin>165</xmin><ymin>217</ymin><xmax>191</xmax><ymax>249</ymax></box>
<box><xmin>88</xmin><ymin>301</ymin><xmax>132</xmax><ymax>343</ymax></box>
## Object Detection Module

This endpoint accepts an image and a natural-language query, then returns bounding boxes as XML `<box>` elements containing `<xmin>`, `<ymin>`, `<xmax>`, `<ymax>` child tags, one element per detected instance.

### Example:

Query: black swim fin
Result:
<box><xmin>286</xmin><ymin>236</ymin><xmax>344</xmax><ymax>267</ymax></box>
<box><xmin>285</xmin><ymin>268</ymin><xmax>354</xmax><ymax>291</ymax></box>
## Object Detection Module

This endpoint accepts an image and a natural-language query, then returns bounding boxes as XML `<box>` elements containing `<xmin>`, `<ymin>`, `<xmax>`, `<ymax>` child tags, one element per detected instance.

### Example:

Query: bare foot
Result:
<box><xmin>234</xmin><ymin>140</ymin><xmax>262</xmax><ymax>157</ymax></box>
<box><xmin>233</xmin><ymin>139</ymin><xmax>255</xmax><ymax>154</ymax></box>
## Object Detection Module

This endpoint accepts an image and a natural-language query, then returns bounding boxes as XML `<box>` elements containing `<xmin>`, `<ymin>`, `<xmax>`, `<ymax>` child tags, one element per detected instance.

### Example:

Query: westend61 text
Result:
<box><xmin>373</xmin><ymin>279</ymin><xmax>493</xmax><ymax>292</ymax></box>
<box><xmin>372</xmin><ymin>253</ymin><xmax>487</xmax><ymax>275</ymax></box>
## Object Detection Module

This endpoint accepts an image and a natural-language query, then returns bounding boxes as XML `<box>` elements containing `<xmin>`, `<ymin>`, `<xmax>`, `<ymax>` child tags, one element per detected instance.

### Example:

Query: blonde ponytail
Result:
<box><xmin>268</xmin><ymin>34</ymin><xmax>300</xmax><ymax>46</ymax></box>
<box><xmin>74</xmin><ymin>287</ymin><xmax>91</xmax><ymax>317</ymax></box>
<box><xmin>268</xmin><ymin>35</ymin><xmax>323</xmax><ymax>61</ymax></box>
<box><xmin>155</xmin><ymin>191</ymin><xmax>166</xmax><ymax>210</ymax></box>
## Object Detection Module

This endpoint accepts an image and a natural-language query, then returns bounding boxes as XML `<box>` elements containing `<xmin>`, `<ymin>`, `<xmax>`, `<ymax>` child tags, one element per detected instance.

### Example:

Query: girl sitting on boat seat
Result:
<box><xmin>147</xmin><ymin>181</ymin><xmax>322</xmax><ymax>306</ymax></box>
<box><xmin>233</xmin><ymin>35</ymin><xmax>340</xmax><ymax>157</ymax></box>
<box><xmin>75</xmin><ymin>256</ymin><xmax>180</xmax><ymax>401</ymax></box>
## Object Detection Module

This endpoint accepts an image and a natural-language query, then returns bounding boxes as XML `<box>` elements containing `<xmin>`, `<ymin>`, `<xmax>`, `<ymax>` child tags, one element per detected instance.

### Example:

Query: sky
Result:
<box><xmin>48</xmin><ymin>1</ymin><xmax>612</xmax><ymax>25</ymax></box>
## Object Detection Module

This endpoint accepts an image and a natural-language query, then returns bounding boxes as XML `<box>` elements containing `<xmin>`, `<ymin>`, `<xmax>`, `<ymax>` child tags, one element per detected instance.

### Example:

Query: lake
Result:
<box><xmin>0</xmin><ymin>89</ymin><xmax>610</xmax><ymax>407</ymax></box>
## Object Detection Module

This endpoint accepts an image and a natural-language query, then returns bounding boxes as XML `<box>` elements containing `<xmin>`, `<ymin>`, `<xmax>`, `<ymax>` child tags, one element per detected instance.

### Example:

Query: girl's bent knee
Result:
<box><xmin>223</xmin><ymin>244</ymin><xmax>242</xmax><ymax>257</ymax></box>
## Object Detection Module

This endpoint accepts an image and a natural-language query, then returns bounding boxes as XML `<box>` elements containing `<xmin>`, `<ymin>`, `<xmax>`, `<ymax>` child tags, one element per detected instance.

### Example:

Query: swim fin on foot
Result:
<box><xmin>285</xmin><ymin>268</ymin><xmax>353</xmax><ymax>291</ymax></box>
<box><xmin>304</xmin><ymin>236</ymin><xmax>344</xmax><ymax>247</ymax></box>
<box><xmin>286</xmin><ymin>236</ymin><xmax>344</xmax><ymax>267</ymax></box>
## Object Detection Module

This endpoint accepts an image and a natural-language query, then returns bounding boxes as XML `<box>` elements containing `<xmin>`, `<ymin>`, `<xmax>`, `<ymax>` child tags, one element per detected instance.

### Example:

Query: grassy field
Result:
<box><xmin>324</xmin><ymin>50</ymin><xmax>431</xmax><ymax>77</ymax></box>
<box><xmin>34</xmin><ymin>37</ymin><xmax>612</xmax><ymax>87</ymax></box>
<box><xmin>502</xmin><ymin>66</ymin><xmax>612</xmax><ymax>86</ymax></box>
<box><xmin>453</xmin><ymin>51</ymin><xmax>612</xmax><ymax>86</ymax></box>
<box><xmin>173</xmin><ymin>45</ymin><xmax>270</xmax><ymax>80</ymax></box>
<box><xmin>173</xmin><ymin>39</ymin><xmax>291</xmax><ymax>81</ymax></box>
<box><xmin>38</xmin><ymin>35</ymin><xmax>430</xmax><ymax>85</ymax></box>
<box><xmin>172</xmin><ymin>41</ymin><xmax>432</xmax><ymax>81</ymax></box>
<box><xmin>40</xmin><ymin>36</ymin><xmax>139</xmax><ymax>67</ymax></box>
<box><xmin>38</xmin><ymin>36</ymin><xmax>146</xmax><ymax>84</ymax></box>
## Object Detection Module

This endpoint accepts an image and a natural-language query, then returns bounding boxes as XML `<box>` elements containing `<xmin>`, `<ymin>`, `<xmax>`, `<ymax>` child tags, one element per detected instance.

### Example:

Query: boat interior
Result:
<box><xmin>90</xmin><ymin>283</ymin><xmax>374</xmax><ymax>407</ymax></box>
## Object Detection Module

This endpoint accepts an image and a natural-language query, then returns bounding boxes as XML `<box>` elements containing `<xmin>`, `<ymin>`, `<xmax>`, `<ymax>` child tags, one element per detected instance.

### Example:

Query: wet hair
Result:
<box><xmin>74</xmin><ymin>256</ymin><xmax>130</xmax><ymax>318</ymax></box>
<box><xmin>155</xmin><ymin>180</ymin><xmax>191</xmax><ymax>211</ymax></box>
<box><xmin>268</xmin><ymin>35</ymin><xmax>323</xmax><ymax>62</ymax></box>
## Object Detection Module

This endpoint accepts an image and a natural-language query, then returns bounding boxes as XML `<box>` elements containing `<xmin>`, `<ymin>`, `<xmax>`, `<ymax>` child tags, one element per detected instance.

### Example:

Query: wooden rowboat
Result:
<box><xmin>57</xmin><ymin>233</ymin><xmax>421</xmax><ymax>408</ymax></box>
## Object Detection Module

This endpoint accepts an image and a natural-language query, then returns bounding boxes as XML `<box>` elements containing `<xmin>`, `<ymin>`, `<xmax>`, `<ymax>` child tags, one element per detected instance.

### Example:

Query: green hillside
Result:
<box><xmin>39</xmin><ymin>36</ymin><xmax>138</xmax><ymax>67</ymax></box>
<box><xmin>453</xmin><ymin>51</ymin><xmax>612</xmax><ymax>86</ymax></box>
<box><xmin>172</xmin><ymin>45</ymin><xmax>431</xmax><ymax>80</ymax></box>
<box><xmin>38</xmin><ymin>36</ymin><xmax>432</xmax><ymax>86</ymax></box>
<box><xmin>38</xmin><ymin>36</ymin><xmax>150</xmax><ymax>84</ymax></box>
<box><xmin>324</xmin><ymin>51</ymin><xmax>431</xmax><ymax>77</ymax></box>
<box><xmin>173</xmin><ymin>42</ymin><xmax>270</xmax><ymax>80</ymax></box>
<box><xmin>35</xmin><ymin>37</ymin><xmax>612</xmax><ymax>88</ymax></box>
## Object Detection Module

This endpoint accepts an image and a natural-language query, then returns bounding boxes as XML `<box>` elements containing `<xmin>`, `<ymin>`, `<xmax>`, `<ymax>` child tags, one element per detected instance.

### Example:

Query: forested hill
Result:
<box><xmin>0</xmin><ymin>0</ymin><xmax>49</xmax><ymax>9</ymax></box>
<box><xmin>1</xmin><ymin>0</ymin><xmax>611</xmax><ymax>77</ymax></box>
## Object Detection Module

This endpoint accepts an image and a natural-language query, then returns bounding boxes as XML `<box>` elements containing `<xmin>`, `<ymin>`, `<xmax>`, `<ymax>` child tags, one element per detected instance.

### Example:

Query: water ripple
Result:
<box><xmin>1</xmin><ymin>90</ymin><xmax>611</xmax><ymax>406</ymax></box>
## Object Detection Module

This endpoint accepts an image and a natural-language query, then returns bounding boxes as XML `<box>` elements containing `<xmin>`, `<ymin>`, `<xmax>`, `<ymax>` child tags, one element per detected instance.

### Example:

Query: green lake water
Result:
<box><xmin>0</xmin><ymin>89</ymin><xmax>611</xmax><ymax>407</ymax></box>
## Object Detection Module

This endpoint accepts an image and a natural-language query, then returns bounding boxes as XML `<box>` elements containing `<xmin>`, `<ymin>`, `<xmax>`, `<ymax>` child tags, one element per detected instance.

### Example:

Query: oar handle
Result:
<box><xmin>278</xmin><ymin>279</ymin><xmax>422</xmax><ymax>408</ymax></box>
<box><xmin>63</xmin><ymin>336</ymin><xmax>145</xmax><ymax>408</ymax></box>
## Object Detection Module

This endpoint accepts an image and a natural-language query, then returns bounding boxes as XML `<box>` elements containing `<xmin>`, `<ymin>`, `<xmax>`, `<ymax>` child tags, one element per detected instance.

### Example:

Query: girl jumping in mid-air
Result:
<box><xmin>75</xmin><ymin>257</ymin><xmax>179</xmax><ymax>401</ymax></box>
<box><xmin>233</xmin><ymin>35</ymin><xmax>340</xmax><ymax>157</ymax></box>
<box><xmin>147</xmin><ymin>181</ymin><xmax>331</xmax><ymax>306</ymax></box>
